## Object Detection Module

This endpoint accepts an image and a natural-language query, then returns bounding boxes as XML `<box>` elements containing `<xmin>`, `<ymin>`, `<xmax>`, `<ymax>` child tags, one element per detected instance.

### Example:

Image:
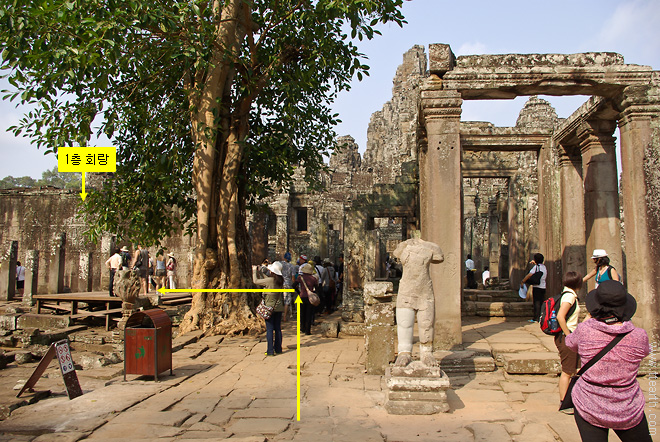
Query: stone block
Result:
<box><xmin>364</xmin><ymin>303</ymin><xmax>395</xmax><ymax>326</ymax></box>
<box><xmin>428</xmin><ymin>43</ymin><xmax>456</xmax><ymax>75</ymax></box>
<box><xmin>365</xmin><ymin>325</ymin><xmax>395</xmax><ymax>375</ymax></box>
<box><xmin>363</xmin><ymin>281</ymin><xmax>393</xmax><ymax>305</ymax></box>
<box><xmin>0</xmin><ymin>314</ymin><xmax>19</xmax><ymax>331</ymax></box>
<box><xmin>0</xmin><ymin>240</ymin><xmax>18</xmax><ymax>301</ymax></box>
<box><xmin>339</xmin><ymin>322</ymin><xmax>365</xmax><ymax>336</ymax></box>
<box><xmin>385</xmin><ymin>399</ymin><xmax>449</xmax><ymax>415</ymax></box>
<box><xmin>500</xmin><ymin>352</ymin><xmax>561</xmax><ymax>374</ymax></box>
<box><xmin>320</xmin><ymin>321</ymin><xmax>339</xmax><ymax>338</ymax></box>
<box><xmin>436</xmin><ymin>349</ymin><xmax>497</xmax><ymax>373</ymax></box>
<box><xmin>16</xmin><ymin>314</ymin><xmax>71</xmax><ymax>331</ymax></box>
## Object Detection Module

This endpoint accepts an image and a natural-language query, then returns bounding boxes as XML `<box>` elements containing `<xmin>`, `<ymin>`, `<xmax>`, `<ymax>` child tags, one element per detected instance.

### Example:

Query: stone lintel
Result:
<box><xmin>442</xmin><ymin>61</ymin><xmax>653</xmax><ymax>100</ymax></box>
<box><xmin>460</xmin><ymin>133</ymin><xmax>550</xmax><ymax>152</ymax></box>
<box><xmin>455</xmin><ymin>52</ymin><xmax>625</xmax><ymax>69</ymax></box>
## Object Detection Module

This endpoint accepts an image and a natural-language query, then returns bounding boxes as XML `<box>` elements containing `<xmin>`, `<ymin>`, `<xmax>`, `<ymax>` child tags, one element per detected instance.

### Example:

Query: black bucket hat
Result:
<box><xmin>586</xmin><ymin>280</ymin><xmax>637</xmax><ymax>322</ymax></box>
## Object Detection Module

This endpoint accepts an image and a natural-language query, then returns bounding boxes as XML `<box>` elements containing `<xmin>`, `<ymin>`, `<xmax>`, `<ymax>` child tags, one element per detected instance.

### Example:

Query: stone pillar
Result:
<box><xmin>100</xmin><ymin>234</ymin><xmax>115</xmax><ymax>293</ymax></box>
<box><xmin>364</xmin><ymin>282</ymin><xmax>395</xmax><ymax>375</ymax></box>
<box><xmin>497</xmin><ymin>192</ymin><xmax>509</xmax><ymax>279</ymax></box>
<box><xmin>78</xmin><ymin>252</ymin><xmax>93</xmax><ymax>293</ymax></box>
<box><xmin>559</xmin><ymin>149</ymin><xmax>587</xmax><ymax>290</ymax></box>
<box><xmin>617</xmin><ymin>85</ymin><xmax>660</xmax><ymax>343</ymax></box>
<box><xmin>48</xmin><ymin>233</ymin><xmax>66</xmax><ymax>294</ymax></box>
<box><xmin>508</xmin><ymin>176</ymin><xmax>527</xmax><ymax>286</ymax></box>
<box><xmin>577</xmin><ymin>119</ymin><xmax>623</xmax><ymax>292</ymax></box>
<box><xmin>419</xmin><ymin>83</ymin><xmax>462</xmax><ymax>350</ymax></box>
<box><xmin>23</xmin><ymin>250</ymin><xmax>39</xmax><ymax>306</ymax></box>
<box><xmin>488</xmin><ymin>200</ymin><xmax>500</xmax><ymax>279</ymax></box>
<box><xmin>343</xmin><ymin>208</ymin><xmax>369</xmax><ymax>322</ymax></box>
<box><xmin>0</xmin><ymin>241</ymin><xmax>18</xmax><ymax>301</ymax></box>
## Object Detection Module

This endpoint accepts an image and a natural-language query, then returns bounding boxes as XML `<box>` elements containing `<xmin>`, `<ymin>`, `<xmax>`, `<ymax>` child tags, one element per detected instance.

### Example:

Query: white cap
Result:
<box><xmin>591</xmin><ymin>249</ymin><xmax>608</xmax><ymax>259</ymax></box>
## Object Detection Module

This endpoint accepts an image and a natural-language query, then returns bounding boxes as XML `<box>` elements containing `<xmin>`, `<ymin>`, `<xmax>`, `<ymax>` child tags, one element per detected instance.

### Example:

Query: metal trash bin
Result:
<box><xmin>124</xmin><ymin>309</ymin><xmax>172</xmax><ymax>381</ymax></box>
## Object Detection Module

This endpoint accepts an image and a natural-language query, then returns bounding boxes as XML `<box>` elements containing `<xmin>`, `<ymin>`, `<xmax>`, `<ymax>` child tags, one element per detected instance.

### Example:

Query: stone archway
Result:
<box><xmin>419</xmin><ymin>44</ymin><xmax>660</xmax><ymax>349</ymax></box>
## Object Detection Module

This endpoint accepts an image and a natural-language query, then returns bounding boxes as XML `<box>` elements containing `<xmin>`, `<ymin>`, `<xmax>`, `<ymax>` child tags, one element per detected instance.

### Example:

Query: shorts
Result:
<box><xmin>135</xmin><ymin>268</ymin><xmax>148</xmax><ymax>278</ymax></box>
<box><xmin>283</xmin><ymin>293</ymin><xmax>292</xmax><ymax>306</ymax></box>
<box><xmin>156</xmin><ymin>269</ymin><xmax>166</xmax><ymax>277</ymax></box>
<box><xmin>16</xmin><ymin>280</ymin><xmax>24</xmax><ymax>289</ymax></box>
<box><xmin>555</xmin><ymin>333</ymin><xmax>579</xmax><ymax>375</ymax></box>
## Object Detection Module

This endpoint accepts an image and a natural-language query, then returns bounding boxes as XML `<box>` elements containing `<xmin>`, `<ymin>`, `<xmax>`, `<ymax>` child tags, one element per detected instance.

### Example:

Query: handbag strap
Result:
<box><xmin>575</xmin><ymin>330</ymin><xmax>631</xmax><ymax>378</ymax></box>
<box><xmin>300</xmin><ymin>275</ymin><xmax>312</xmax><ymax>295</ymax></box>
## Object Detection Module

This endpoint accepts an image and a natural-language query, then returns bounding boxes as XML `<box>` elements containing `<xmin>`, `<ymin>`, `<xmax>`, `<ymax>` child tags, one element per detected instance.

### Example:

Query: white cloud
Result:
<box><xmin>595</xmin><ymin>0</ymin><xmax>660</xmax><ymax>64</ymax></box>
<box><xmin>454</xmin><ymin>41</ymin><xmax>488</xmax><ymax>56</ymax></box>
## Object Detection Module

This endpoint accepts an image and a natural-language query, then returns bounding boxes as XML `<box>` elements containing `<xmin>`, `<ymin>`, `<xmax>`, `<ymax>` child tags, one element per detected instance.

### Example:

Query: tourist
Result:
<box><xmin>166</xmin><ymin>253</ymin><xmax>177</xmax><ymax>290</ymax></box>
<box><xmin>131</xmin><ymin>244</ymin><xmax>150</xmax><ymax>296</ymax></box>
<box><xmin>120</xmin><ymin>246</ymin><xmax>131</xmax><ymax>270</ymax></box>
<box><xmin>15</xmin><ymin>261</ymin><xmax>25</xmax><ymax>296</ymax></box>
<box><xmin>465</xmin><ymin>254</ymin><xmax>477</xmax><ymax>289</ymax></box>
<box><xmin>583</xmin><ymin>249</ymin><xmax>621</xmax><ymax>287</ymax></box>
<box><xmin>322</xmin><ymin>261</ymin><xmax>337</xmax><ymax>313</ymax></box>
<box><xmin>154</xmin><ymin>252</ymin><xmax>167</xmax><ymax>291</ymax></box>
<box><xmin>148</xmin><ymin>255</ymin><xmax>156</xmax><ymax>290</ymax></box>
<box><xmin>520</xmin><ymin>253</ymin><xmax>547</xmax><ymax>322</ymax></box>
<box><xmin>104</xmin><ymin>248</ymin><xmax>122</xmax><ymax>297</ymax></box>
<box><xmin>554</xmin><ymin>271</ymin><xmax>581</xmax><ymax>405</ymax></box>
<box><xmin>565</xmin><ymin>280</ymin><xmax>652</xmax><ymax>442</ymax></box>
<box><xmin>297</xmin><ymin>263</ymin><xmax>318</xmax><ymax>335</ymax></box>
<box><xmin>482</xmin><ymin>266</ymin><xmax>490</xmax><ymax>287</ymax></box>
<box><xmin>281</xmin><ymin>252</ymin><xmax>293</xmax><ymax>322</ymax></box>
<box><xmin>255</xmin><ymin>261</ymin><xmax>285</xmax><ymax>356</ymax></box>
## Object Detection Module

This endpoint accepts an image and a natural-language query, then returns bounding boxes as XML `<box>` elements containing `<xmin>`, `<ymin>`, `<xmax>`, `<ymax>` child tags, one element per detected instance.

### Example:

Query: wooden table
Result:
<box><xmin>33</xmin><ymin>293</ymin><xmax>123</xmax><ymax>331</ymax></box>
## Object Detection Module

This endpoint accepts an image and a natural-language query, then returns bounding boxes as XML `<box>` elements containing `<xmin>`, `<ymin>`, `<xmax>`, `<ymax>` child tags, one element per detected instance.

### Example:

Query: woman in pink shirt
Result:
<box><xmin>565</xmin><ymin>280</ymin><xmax>652</xmax><ymax>442</ymax></box>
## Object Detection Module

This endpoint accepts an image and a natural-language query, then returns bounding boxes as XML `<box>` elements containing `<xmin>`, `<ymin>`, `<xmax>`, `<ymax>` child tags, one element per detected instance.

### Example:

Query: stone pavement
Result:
<box><xmin>0</xmin><ymin>317</ymin><xmax>658</xmax><ymax>441</ymax></box>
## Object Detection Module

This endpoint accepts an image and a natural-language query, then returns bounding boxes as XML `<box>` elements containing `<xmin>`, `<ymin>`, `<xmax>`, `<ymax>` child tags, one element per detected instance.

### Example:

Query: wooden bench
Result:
<box><xmin>33</xmin><ymin>293</ymin><xmax>123</xmax><ymax>331</ymax></box>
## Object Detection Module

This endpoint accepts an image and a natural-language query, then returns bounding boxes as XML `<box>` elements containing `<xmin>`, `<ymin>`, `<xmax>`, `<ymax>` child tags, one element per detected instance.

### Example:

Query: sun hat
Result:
<box><xmin>268</xmin><ymin>261</ymin><xmax>283</xmax><ymax>276</ymax></box>
<box><xmin>120</xmin><ymin>246</ymin><xmax>129</xmax><ymax>252</ymax></box>
<box><xmin>586</xmin><ymin>280</ymin><xmax>637</xmax><ymax>322</ymax></box>
<box><xmin>591</xmin><ymin>249</ymin><xmax>608</xmax><ymax>259</ymax></box>
<box><xmin>167</xmin><ymin>252</ymin><xmax>175</xmax><ymax>258</ymax></box>
<box><xmin>300</xmin><ymin>263</ymin><xmax>315</xmax><ymax>275</ymax></box>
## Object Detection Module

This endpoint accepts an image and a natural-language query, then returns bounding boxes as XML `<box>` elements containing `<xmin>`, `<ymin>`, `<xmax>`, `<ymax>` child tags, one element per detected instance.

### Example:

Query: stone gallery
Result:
<box><xmin>1</xmin><ymin>43</ymin><xmax>659</xmax><ymax>361</ymax></box>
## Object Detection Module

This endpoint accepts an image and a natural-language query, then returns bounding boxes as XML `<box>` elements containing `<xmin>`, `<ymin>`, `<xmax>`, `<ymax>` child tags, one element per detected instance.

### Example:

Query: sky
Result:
<box><xmin>1</xmin><ymin>0</ymin><xmax>659</xmax><ymax>179</ymax></box>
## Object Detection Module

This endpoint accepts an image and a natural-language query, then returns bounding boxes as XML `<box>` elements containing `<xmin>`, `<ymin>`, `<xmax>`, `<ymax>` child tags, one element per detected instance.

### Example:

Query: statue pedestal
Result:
<box><xmin>385</xmin><ymin>361</ymin><xmax>451</xmax><ymax>414</ymax></box>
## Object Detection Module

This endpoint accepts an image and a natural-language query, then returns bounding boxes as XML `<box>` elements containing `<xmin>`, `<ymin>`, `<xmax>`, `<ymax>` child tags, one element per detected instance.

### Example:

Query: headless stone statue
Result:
<box><xmin>392</xmin><ymin>238</ymin><xmax>444</xmax><ymax>367</ymax></box>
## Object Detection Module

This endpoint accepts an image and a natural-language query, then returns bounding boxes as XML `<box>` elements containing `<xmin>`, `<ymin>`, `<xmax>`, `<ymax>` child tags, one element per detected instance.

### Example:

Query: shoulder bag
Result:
<box><xmin>559</xmin><ymin>331</ymin><xmax>631</xmax><ymax>411</ymax></box>
<box><xmin>301</xmin><ymin>276</ymin><xmax>321</xmax><ymax>306</ymax></box>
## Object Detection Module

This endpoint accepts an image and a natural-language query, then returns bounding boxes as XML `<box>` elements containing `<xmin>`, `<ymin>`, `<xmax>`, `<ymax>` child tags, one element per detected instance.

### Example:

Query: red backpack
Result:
<box><xmin>539</xmin><ymin>290</ymin><xmax>577</xmax><ymax>335</ymax></box>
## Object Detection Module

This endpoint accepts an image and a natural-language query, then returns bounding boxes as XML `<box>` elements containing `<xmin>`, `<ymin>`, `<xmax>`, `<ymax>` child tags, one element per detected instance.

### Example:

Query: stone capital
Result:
<box><xmin>616</xmin><ymin>84</ymin><xmax>660</xmax><ymax>127</ymax></box>
<box><xmin>576</xmin><ymin>119</ymin><xmax>617</xmax><ymax>154</ymax></box>
<box><xmin>420</xmin><ymin>89</ymin><xmax>462</xmax><ymax>122</ymax></box>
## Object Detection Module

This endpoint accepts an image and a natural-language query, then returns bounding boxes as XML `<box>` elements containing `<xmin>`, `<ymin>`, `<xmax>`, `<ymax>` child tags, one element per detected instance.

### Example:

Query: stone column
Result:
<box><xmin>23</xmin><ymin>250</ymin><xmax>39</xmax><ymax>306</ymax></box>
<box><xmin>78</xmin><ymin>252</ymin><xmax>93</xmax><ymax>293</ymax></box>
<box><xmin>577</xmin><ymin>119</ymin><xmax>623</xmax><ymax>292</ymax></box>
<box><xmin>419</xmin><ymin>83</ymin><xmax>462</xmax><ymax>350</ymax></box>
<box><xmin>100</xmin><ymin>234</ymin><xmax>115</xmax><ymax>293</ymax></box>
<box><xmin>250</xmin><ymin>211</ymin><xmax>268</xmax><ymax>265</ymax></box>
<box><xmin>488</xmin><ymin>200</ymin><xmax>500</xmax><ymax>279</ymax></box>
<box><xmin>617</xmin><ymin>85</ymin><xmax>660</xmax><ymax>343</ymax></box>
<box><xmin>559</xmin><ymin>149</ymin><xmax>587</xmax><ymax>289</ymax></box>
<box><xmin>48</xmin><ymin>233</ymin><xmax>66</xmax><ymax>294</ymax></box>
<box><xmin>0</xmin><ymin>241</ymin><xmax>18</xmax><ymax>301</ymax></box>
<box><xmin>508</xmin><ymin>176</ymin><xmax>527</xmax><ymax>286</ymax></box>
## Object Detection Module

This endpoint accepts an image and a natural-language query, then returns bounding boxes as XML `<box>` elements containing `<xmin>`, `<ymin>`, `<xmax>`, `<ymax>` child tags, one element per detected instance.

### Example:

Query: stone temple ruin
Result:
<box><xmin>1</xmin><ymin>44</ymin><xmax>659</xmax><ymax>372</ymax></box>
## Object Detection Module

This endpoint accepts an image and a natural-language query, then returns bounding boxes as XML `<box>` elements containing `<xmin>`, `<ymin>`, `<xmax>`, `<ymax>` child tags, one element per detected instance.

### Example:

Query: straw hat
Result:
<box><xmin>300</xmin><ymin>263</ymin><xmax>315</xmax><ymax>275</ymax></box>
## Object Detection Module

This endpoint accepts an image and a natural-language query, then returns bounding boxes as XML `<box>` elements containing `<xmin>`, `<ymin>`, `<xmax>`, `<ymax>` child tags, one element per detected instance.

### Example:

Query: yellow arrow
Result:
<box><xmin>157</xmin><ymin>288</ymin><xmax>295</xmax><ymax>294</ymax></box>
<box><xmin>80</xmin><ymin>172</ymin><xmax>87</xmax><ymax>201</ymax></box>
<box><xmin>295</xmin><ymin>295</ymin><xmax>302</xmax><ymax>421</ymax></box>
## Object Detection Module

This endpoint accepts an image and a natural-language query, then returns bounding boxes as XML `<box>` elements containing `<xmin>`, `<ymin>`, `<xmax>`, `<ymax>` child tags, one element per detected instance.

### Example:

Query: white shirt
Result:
<box><xmin>482</xmin><ymin>270</ymin><xmax>490</xmax><ymax>285</ymax></box>
<box><xmin>106</xmin><ymin>253</ymin><xmax>123</xmax><ymax>269</ymax></box>
<box><xmin>465</xmin><ymin>258</ymin><xmax>475</xmax><ymax>271</ymax></box>
<box><xmin>16</xmin><ymin>265</ymin><xmax>25</xmax><ymax>282</ymax></box>
<box><xmin>527</xmin><ymin>263</ymin><xmax>547</xmax><ymax>289</ymax></box>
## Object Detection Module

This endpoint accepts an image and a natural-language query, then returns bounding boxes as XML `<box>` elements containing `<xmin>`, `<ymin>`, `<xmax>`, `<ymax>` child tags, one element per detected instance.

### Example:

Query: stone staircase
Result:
<box><xmin>463</xmin><ymin>288</ymin><xmax>534</xmax><ymax>318</ymax></box>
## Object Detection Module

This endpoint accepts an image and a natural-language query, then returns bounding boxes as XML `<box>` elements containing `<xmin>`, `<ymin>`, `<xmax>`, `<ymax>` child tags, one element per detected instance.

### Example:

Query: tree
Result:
<box><xmin>0</xmin><ymin>166</ymin><xmax>81</xmax><ymax>189</ymax></box>
<box><xmin>0</xmin><ymin>0</ymin><xmax>405</xmax><ymax>335</ymax></box>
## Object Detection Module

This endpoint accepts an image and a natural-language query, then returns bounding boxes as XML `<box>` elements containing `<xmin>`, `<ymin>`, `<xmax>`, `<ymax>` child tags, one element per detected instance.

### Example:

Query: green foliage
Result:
<box><xmin>0</xmin><ymin>0</ymin><xmax>406</xmax><ymax>247</ymax></box>
<box><xmin>0</xmin><ymin>166</ymin><xmax>81</xmax><ymax>190</ymax></box>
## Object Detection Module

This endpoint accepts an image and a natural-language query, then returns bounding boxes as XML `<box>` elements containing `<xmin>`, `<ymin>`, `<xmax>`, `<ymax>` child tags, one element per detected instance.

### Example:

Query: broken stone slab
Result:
<box><xmin>320</xmin><ymin>321</ymin><xmax>339</xmax><ymax>338</ymax></box>
<box><xmin>363</xmin><ymin>281</ymin><xmax>394</xmax><ymax>305</ymax></box>
<box><xmin>0</xmin><ymin>314</ymin><xmax>19</xmax><ymax>331</ymax></box>
<box><xmin>339</xmin><ymin>322</ymin><xmax>365</xmax><ymax>336</ymax></box>
<box><xmin>500</xmin><ymin>352</ymin><xmax>561</xmax><ymax>374</ymax></box>
<box><xmin>17</xmin><ymin>313</ymin><xmax>71</xmax><ymax>330</ymax></box>
<box><xmin>435</xmin><ymin>349</ymin><xmax>497</xmax><ymax>373</ymax></box>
